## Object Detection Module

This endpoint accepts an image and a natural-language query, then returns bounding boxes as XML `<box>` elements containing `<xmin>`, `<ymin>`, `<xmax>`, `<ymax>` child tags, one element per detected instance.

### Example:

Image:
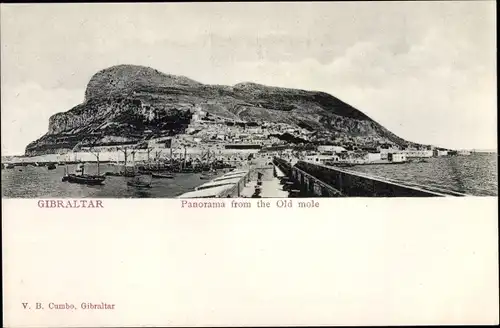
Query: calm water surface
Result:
<box><xmin>348</xmin><ymin>153</ymin><xmax>497</xmax><ymax>196</ymax></box>
<box><xmin>1</xmin><ymin>164</ymin><xmax>213</xmax><ymax>198</ymax></box>
<box><xmin>2</xmin><ymin>153</ymin><xmax>497</xmax><ymax>197</ymax></box>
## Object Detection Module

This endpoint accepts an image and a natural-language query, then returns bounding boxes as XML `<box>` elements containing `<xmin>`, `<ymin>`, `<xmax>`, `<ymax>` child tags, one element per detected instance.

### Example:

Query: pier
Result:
<box><xmin>177</xmin><ymin>159</ymin><xmax>291</xmax><ymax>198</ymax></box>
<box><xmin>273</xmin><ymin>157</ymin><xmax>468</xmax><ymax>197</ymax></box>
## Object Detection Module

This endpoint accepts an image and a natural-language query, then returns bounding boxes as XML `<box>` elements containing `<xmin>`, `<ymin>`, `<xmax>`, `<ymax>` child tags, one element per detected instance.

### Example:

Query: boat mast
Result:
<box><xmin>170</xmin><ymin>144</ymin><xmax>173</xmax><ymax>169</ymax></box>
<box><xmin>65</xmin><ymin>153</ymin><xmax>69</xmax><ymax>175</ymax></box>
<box><xmin>121</xmin><ymin>147</ymin><xmax>128</xmax><ymax>167</ymax></box>
<box><xmin>96</xmin><ymin>153</ymin><xmax>100</xmax><ymax>176</ymax></box>
<box><xmin>183</xmin><ymin>146</ymin><xmax>187</xmax><ymax>170</ymax></box>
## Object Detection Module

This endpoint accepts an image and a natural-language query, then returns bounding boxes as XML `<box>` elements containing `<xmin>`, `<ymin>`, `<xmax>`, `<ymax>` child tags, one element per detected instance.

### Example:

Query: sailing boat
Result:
<box><xmin>125</xmin><ymin>149</ymin><xmax>152</xmax><ymax>187</ymax></box>
<box><xmin>151</xmin><ymin>156</ymin><xmax>174</xmax><ymax>178</ymax></box>
<box><xmin>122</xmin><ymin>149</ymin><xmax>137</xmax><ymax>177</ymax></box>
<box><xmin>62</xmin><ymin>152</ymin><xmax>106</xmax><ymax>185</ymax></box>
<box><xmin>63</xmin><ymin>162</ymin><xmax>106</xmax><ymax>185</ymax></box>
<box><xmin>149</xmin><ymin>149</ymin><xmax>174</xmax><ymax>178</ymax></box>
<box><xmin>200</xmin><ymin>149</ymin><xmax>216</xmax><ymax>179</ymax></box>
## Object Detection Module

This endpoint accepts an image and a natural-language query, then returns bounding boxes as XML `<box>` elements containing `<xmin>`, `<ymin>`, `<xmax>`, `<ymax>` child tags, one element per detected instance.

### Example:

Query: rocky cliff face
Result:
<box><xmin>25</xmin><ymin>64</ymin><xmax>414</xmax><ymax>155</ymax></box>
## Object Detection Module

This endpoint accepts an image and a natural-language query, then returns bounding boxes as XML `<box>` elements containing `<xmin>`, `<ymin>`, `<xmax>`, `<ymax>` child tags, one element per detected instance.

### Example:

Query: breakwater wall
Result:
<box><xmin>274</xmin><ymin>157</ymin><xmax>465</xmax><ymax>197</ymax></box>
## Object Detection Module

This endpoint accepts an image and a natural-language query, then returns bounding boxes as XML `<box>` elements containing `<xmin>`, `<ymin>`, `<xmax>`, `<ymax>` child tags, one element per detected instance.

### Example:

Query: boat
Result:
<box><xmin>151</xmin><ymin>173</ymin><xmax>175</xmax><ymax>179</ymax></box>
<box><xmin>200</xmin><ymin>170</ymin><xmax>216</xmax><ymax>179</ymax></box>
<box><xmin>127</xmin><ymin>174</ymin><xmax>153</xmax><ymax>188</ymax></box>
<box><xmin>125</xmin><ymin>145</ymin><xmax>151</xmax><ymax>188</ymax></box>
<box><xmin>65</xmin><ymin>174</ymin><xmax>106</xmax><ymax>185</ymax></box>
<box><xmin>47</xmin><ymin>163</ymin><xmax>57</xmax><ymax>170</ymax></box>
<box><xmin>105</xmin><ymin>171</ymin><xmax>123</xmax><ymax>177</ymax></box>
<box><xmin>62</xmin><ymin>162</ymin><xmax>106</xmax><ymax>185</ymax></box>
<box><xmin>122</xmin><ymin>164</ymin><xmax>136</xmax><ymax>177</ymax></box>
<box><xmin>127</xmin><ymin>180</ymin><xmax>152</xmax><ymax>188</ymax></box>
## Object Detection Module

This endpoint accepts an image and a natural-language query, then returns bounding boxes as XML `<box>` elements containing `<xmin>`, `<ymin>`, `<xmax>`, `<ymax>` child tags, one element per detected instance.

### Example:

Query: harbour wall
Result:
<box><xmin>274</xmin><ymin>157</ymin><xmax>464</xmax><ymax>197</ymax></box>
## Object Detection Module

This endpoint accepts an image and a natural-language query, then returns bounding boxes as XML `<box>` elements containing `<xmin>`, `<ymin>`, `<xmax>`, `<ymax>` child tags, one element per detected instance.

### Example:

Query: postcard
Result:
<box><xmin>2</xmin><ymin>2</ymin><xmax>498</xmax><ymax>327</ymax></box>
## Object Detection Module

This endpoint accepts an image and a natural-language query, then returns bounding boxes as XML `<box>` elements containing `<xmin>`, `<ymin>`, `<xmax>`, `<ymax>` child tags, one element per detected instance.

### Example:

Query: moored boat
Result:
<box><xmin>65</xmin><ymin>174</ymin><xmax>106</xmax><ymax>185</ymax></box>
<box><xmin>151</xmin><ymin>173</ymin><xmax>175</xmax><ymax>179</ymax></box>
<box><xmin>62</xmin><ymin>162</ymin><xmax>106</xmax><ymax>185</ymax></box>
<box><xmin>127</xmin><ymin>180</ymin><xmax>152</xmax><ymax>188</ymax></box>
<box><xmin>200</xmin><ymin>171</ymin><xmax>216</xmax><ymax>179</ymax></box>
<box><xmin>127</xmin><ymin>173</ymin><xmax>153</xmax><ymax>188</ymax></box>
<box><xmin>105</xmin><ymin>171</ymin><xmax>123</xmax><ymax>176</ymax></box>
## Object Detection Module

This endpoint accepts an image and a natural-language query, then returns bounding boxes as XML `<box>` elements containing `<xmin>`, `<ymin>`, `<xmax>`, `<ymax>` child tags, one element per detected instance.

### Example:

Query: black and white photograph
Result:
<box><xmin>1</xmin><ymin>2</ymin><xmax>497</xmax><ymax>198</ymax></box>
<box><xmin>2</xmin><ymin>3</ymin><xmax>499</xmax><ymax>328</ymax></box>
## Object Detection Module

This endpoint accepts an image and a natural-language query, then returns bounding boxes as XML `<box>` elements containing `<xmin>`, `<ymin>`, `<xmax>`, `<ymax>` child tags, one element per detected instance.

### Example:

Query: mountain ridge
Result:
<box><xmin>25</xmin><ymin>64</ymin><xmax>418</xmax><ymax>155</ymax></box>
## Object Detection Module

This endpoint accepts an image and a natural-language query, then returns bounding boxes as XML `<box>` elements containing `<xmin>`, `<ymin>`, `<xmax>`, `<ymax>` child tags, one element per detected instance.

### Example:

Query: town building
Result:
<box><xmin>364</xmin><ymin>153</ymin><xmax>382</xmax><ymax>162</ymax></box>
<box><xmin>388</xmin><ymin>153</ymin><xmax>407</xmax><ymax>162</ymax></box>
<box><xmin>433</xmin><ymin>149</ymin><xmax>449</xmax><ymax>157</ymax></box>
<box><xmin>402</xmin><ymin>150</ymin><xmax>433</xmax><ymax>158</ymax></box>
<box><xmin>304</xmin><ymin>154</ymin><xmax>340</xmax><ymax>164</ymax></box>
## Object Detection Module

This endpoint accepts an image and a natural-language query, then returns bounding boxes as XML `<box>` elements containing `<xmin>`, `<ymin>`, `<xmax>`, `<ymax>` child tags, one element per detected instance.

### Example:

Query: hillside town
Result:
<box><xmin>137</xmin><ymin>105</ymin><xmax>470</xmax><ymax>166</ymax></box>
<box><xmin>3</xmin><ymin>104</ymin><xmax>472</xmax><ymax>169</ymax></box>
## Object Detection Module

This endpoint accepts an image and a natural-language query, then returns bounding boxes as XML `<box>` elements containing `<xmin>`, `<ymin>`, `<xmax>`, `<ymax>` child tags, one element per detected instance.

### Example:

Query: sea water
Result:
<box><xmin>1</xmin><ymin>153</ymin><xmax>497</xmax><ymax>198</ymax></box>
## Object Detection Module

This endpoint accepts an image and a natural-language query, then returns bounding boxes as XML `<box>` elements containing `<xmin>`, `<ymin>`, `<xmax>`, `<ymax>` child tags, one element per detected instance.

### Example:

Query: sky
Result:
<box><xmin>1</xmin><ymin>2</ymin><xmax>496</xmax><ymax>155</ymax></box>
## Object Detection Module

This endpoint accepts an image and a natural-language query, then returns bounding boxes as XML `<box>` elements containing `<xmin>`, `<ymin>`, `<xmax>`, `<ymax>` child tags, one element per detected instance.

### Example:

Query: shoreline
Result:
<box><xmin>1</xmin><ymin>148</ymin><xmax>495</xmax><ymax>167</ymax></box>
<box><xmin>1</xmin><ymin>148</ymin><xmax>262</xmax><ymax>165</ymax></box>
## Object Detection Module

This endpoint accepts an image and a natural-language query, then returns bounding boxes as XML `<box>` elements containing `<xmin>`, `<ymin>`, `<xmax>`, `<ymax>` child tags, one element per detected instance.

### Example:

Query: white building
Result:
<box><xmin>433</xmin><ymin>149</ymin><xmax>449</xmax><ymax>157</ymax></box>
<box><xmin>304</xmin><ymin>154</ymin><xmax>340</xmax><ymax>164</ymax></box>
<box><xmin>365</xmin><ymin>153</ymin><xmax>382</xmax><ymax>162</ymax></box>
<box><xmin>402</xmin><ymin>150</ymin><xmax>433</xmax><ymax>158</ymax></box>
<box><xmin>246</xmin><ymin>127</ymin><xmax>262</xmax><ymax>134</ymax></box>
<box><xmin>388</xmin><ymin>153</ymin><xmax>407</xmax><ymax>162</ymax></box>
<box><xmin>379</xmin><ymin>148</ymin><xmax>398</xmax><ymax>159</ymax></box>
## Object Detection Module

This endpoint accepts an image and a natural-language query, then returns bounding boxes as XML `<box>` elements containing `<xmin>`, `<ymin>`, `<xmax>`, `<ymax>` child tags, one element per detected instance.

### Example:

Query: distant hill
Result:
<box><xmin>25</xmin><ymin>64</ymin><xmax>419</xmax><ymax>155</ymax></box>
